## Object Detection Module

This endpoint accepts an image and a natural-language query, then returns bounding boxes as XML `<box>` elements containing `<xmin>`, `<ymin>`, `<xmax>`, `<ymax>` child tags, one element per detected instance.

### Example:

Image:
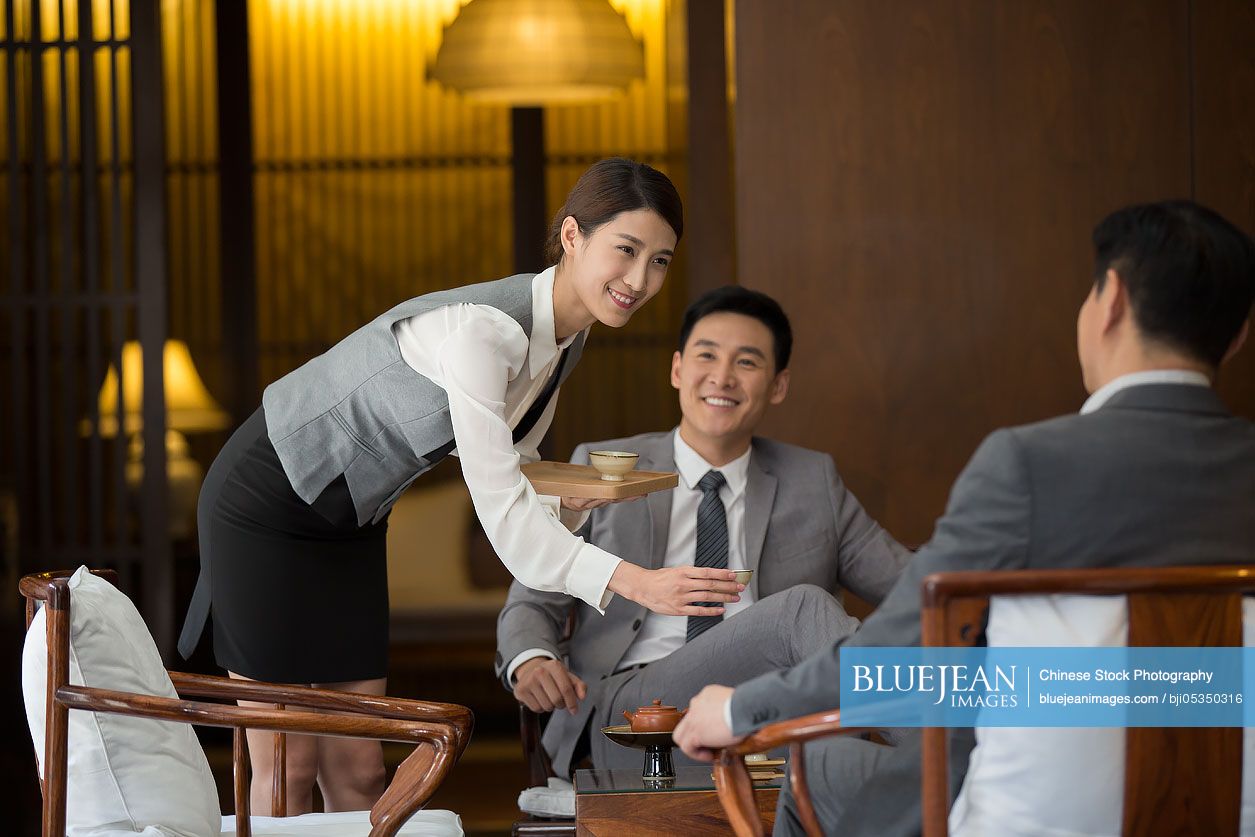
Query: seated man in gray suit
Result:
<box><xmin>495</xmin><ymin>285</ymin><xmax>911</xmax><ymax>775</ymax></box>
<box><xmin>675</xmin><ymin>200</ymin><xmax>1255</xmax><ymax>835</ymax></box>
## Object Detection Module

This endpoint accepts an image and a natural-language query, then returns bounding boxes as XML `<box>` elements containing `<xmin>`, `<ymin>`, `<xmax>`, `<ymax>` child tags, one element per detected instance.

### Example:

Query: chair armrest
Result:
<box><xmin>519</xmin><ymin>703</ymin><xmax>556</xmax><ymax>786</ymax></box>
<box><xmin>169</xmin><ymin>671</ymin><xmax>474</xmax><ymax>758</ymax></box>
<box><xmin>55</xmin><ymin>684</ymin><xmax>462</xmax><ymax>836</ymax></box>
<box><xmin>58</xmin><ymin>684</ymin><xmax>456</xmax><ymax>744</ymax></box>
<box><xmin>714</xmin><ymin>710</ymin><xmax>873</xmax><ymax>837</ymax></box>
<box><xmin>725</xmin><ymin>709</ymin><xmax>860</xmax><ymax>755</ymax></box>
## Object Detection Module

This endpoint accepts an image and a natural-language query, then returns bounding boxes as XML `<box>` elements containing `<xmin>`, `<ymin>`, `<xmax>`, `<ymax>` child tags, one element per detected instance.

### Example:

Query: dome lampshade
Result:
<box><xmin>430</xmin><ymin>0</ymin><xmax>645</xmax><ymax>105</ymax></box>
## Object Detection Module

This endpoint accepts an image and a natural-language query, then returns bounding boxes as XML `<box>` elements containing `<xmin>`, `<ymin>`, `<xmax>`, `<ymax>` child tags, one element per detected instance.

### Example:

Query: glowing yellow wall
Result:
<box><xmin>245</xmin><ymin>0</ymin><xmax>689</xmax><ymax>451</ymax></box>
<box><xmin>2</xmin><ymin>0</ymin><xmax>692</xmax><ymax>461</ymax></box>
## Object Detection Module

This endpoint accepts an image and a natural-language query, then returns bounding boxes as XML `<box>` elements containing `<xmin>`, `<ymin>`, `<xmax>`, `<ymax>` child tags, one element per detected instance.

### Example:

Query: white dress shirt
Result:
<box><xmin>506</xmin><ymin>430</ymin><xmax>756</xmax><ymax>684</ymax></box>
<box><xmin>1080</xmin><ymin>369</ymin><xmax>1209</xmax><ymax>414</ymax></box>
<box><xmin>392</xmin><ymin>267</ymin><xmax>619</xmax><ymax>613</ymax></box>
<box><xmin>617</xmin><ymin>432</ymin><xmax>754</xmax><ymax>667</ymax></box>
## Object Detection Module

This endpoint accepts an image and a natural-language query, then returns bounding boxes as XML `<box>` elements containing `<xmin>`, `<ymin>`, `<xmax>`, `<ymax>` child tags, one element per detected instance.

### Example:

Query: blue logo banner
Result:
<box><xmin>839</xmin><ymin>647</ymin><xmax>1253</xmax><ymax>727</ymax></box>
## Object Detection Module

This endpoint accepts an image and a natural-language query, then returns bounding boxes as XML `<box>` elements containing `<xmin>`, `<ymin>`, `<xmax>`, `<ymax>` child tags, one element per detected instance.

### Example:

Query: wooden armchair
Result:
<box><xmin>714</xmin><ymin>564</ymin><xmax>1255</xmax><ymax>837</ymax></box>
<box><xmin>519</xmin><ymin>702</ymin><xmax>557</xmax><ymax>788</ymax></box>
<box><xmin>21</xmin><ymin>569</ymin><xmax>474</xmax><ymax>837</ymax></box>
<box><xmin>512</xmin><ymin>609</ymin><xmax>578</xmax><ymax>837</ymax></box>
<box><xmin>516</xmin><ymin>607</ymin><xmax>577</xmax><ymax>787</ymax></box>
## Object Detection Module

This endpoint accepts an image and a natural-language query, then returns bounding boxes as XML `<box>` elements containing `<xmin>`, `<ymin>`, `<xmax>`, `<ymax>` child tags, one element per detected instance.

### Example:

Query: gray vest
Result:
<box><xmin>262</xmin><ymin>273</ymin><xmax>586</xmax><ymax>526</ymax></box>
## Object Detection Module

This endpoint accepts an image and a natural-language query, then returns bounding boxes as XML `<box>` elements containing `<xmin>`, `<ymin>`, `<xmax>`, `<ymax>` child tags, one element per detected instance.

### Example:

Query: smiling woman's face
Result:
<box><xmin>562</xmin><ymin>208</ymin><xmax>677</xmax><ymax>329</ymax></box>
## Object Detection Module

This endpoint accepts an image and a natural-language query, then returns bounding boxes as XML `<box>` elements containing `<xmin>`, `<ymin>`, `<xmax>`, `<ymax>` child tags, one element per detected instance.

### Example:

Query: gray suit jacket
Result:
<box><xmin>495</xmin><ymin>429</ymin><xmax>911</xmax><ymax>774</ymax></box>
<box><xmin>731</xmin><ymin>383</ymin><xmax>1255</xmax><ymax>835</ymax></box>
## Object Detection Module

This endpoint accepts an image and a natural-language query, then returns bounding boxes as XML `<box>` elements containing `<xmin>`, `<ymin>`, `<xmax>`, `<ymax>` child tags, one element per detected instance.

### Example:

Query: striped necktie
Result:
<box><xmin>686</xmin><ymin>469</ymin><xmax>728</xmax><ymax>643</ymax></box>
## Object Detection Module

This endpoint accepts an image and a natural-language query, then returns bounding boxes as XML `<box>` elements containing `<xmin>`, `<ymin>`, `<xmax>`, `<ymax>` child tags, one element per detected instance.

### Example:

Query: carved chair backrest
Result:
<box><xmin>920</xmin><ymin>565</ymin><xmax>1254</xmax><ymax>837</ymax></box>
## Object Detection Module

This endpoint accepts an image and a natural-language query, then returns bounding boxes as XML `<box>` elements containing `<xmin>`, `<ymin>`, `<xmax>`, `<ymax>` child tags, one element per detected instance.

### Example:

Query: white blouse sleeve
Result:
<box><xmin>397</xmin><ymin>306</ymin><xmax>620</xmax><ymax>611</ymax></box>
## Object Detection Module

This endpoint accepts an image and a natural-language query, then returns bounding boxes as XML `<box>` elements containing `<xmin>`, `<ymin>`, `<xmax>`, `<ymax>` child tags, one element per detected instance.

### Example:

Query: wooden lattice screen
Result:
<box><xmin>0</xmin><ymin>0</ymin><xmax>173</xmax><ymax>652</ymax></box>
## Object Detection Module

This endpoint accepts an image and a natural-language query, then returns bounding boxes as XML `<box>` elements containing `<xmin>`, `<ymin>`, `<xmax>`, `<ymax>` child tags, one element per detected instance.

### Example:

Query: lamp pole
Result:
<box><xmin>429</xmin><ymin>0</ymin><xmax>645</xmax><ymax>273</ymax></box>
<box><xmin>511</xmin><ymin>106</ymin><xmax>547</xmax><ymax>274</ymax></box>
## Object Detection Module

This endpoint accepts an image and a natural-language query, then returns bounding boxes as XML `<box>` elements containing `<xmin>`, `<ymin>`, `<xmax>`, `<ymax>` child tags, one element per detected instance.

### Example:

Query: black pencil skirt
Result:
<box><xmin>181</xmin><ymin>407</ymin><xmax>390</xmax><ymax>684</ymax></box>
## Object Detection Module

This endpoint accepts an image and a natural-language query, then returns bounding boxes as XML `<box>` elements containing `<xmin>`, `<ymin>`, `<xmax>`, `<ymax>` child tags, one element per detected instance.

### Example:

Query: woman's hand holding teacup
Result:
<box><xmin>608</xmin><ymin>563</ymin><xmax>744</xmax><ymax>616</ymax></box>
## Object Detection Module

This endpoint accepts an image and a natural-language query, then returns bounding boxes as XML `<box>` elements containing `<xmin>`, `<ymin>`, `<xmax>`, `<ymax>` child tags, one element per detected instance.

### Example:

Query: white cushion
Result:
<box><xmin>949</xmin><ymin>595</ymin><xmax>1255</xmax><ymax>836</ymax></box>
<box><xmin>22</xmin><ymin>567</ymin><xmax>222</xmax><ymax>837</ymax></box>
<box><xmin>386</xmin><ymin>480</ymin><xmax>504</xmax><ymax>612</ymax></box>
<box><xmin>219</xmin><ymin>810</ymin><xmax>463</xmax><ymax>836</ymax></box>
<box><xmin>517</xmin><ymin>777</ymin><xmax>575</xmax><ymax>817</ymax></box>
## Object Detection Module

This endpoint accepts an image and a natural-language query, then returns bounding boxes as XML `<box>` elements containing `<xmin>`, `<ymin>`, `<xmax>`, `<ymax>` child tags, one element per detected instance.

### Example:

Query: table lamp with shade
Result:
<box><xmin>428</xmin><ymin>0</ymin><xmax>645</xmax><ymax>273</ymax></box>
<box><xmin>88</xmin><ymin>339</ymin><xmax>231</xmax><ymax>538</ymax></box>
<box><xmin>428</xmin><ymin>0</ymin><xmax>645</xmax><ymax>105</ymax></box>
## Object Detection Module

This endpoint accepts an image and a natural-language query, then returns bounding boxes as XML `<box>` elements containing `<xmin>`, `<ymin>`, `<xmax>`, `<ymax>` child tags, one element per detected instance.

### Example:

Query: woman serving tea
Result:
<box><xmin>177</xmin><ymin>158</ymin><xmax>742</xmax><ymax>816</ymax></box>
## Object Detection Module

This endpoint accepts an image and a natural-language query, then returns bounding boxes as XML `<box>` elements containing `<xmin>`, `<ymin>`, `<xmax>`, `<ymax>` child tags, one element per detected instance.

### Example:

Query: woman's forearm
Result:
<box><xmin>606</xmin><ymin>560</ymin><xmax>646</xmax><ymax>604</ymax></box>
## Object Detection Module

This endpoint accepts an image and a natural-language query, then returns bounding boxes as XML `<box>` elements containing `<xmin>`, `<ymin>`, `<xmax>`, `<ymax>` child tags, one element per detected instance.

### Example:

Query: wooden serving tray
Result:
<box><xmin>522</xmin><ymin>461</ymin><xmax>679</xmax><ymax>500</ymax></box>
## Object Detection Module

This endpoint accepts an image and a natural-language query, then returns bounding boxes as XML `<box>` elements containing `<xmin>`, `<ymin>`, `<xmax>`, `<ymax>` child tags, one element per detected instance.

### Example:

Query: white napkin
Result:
<box><xmin>517</xmin><ymin>777</ymin><xmax>576</xmax><ymax>818</ymax></box>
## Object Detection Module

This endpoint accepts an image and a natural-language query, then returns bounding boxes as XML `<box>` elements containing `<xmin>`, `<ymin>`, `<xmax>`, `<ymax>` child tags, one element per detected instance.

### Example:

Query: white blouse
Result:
<box><xmin>391</xmin><ymin>267</ymin><xmax>618</xmax><ymax>612</ymax></box>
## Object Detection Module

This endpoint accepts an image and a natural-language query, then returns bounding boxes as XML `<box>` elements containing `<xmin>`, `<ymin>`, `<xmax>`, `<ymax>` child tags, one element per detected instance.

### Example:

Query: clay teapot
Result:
<box><xmin>622</xmin><ymin>699</ymin><xmax>686</xmax><ymax>733</ymax></box>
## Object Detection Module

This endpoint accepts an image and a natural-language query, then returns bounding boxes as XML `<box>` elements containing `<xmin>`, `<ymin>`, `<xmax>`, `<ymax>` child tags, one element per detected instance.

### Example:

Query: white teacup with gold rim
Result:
<box><xmin>588</xmin><ymin>450</ymin><xmax>639</xmax><ymax>481</ymax></box>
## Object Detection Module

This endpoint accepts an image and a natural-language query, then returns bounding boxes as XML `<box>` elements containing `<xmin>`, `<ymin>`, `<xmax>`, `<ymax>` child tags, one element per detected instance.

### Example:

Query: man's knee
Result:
<box><xmin>778</xmin><ymin>583</ymin><xmax>843</xmax><ymax>619</ymax></box>
<box><xmin>749</xmin><ymin>583</ymin><xmax>847</xmax><ymax>628</ymax></box>
<box><xmin>785</xmin><ymin>583</ymin><xmax>831</xmax><ymax>605</ymax></box>
<box><xmin>759</xmin><ymin>582</ymin><xmax>822</xmax><ymax>609</ymax></box>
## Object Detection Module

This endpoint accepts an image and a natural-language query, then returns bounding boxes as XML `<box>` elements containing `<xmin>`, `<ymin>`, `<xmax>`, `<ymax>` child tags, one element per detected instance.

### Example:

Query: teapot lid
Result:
<box><xmin>635</xmin><ymin>698</ymin><xmax>679</xmax><ymax>713</ymax></box>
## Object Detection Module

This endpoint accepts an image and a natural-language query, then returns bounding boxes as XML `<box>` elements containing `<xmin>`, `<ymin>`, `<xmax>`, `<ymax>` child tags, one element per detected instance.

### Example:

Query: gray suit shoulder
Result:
<box><xmin>749</xmin><ymin>435</ymin><xmax>833</xmax><ymax>463</ymax></box>
<box><xmin>1000</xmin><ymin>384</ymin><xmax>1253</xmax><ymax>446</ymax></box>
<box><xmin>960</xmin><ymin>414</ymin><xmax>1107</xmax><ymax>482</ymax></box>
<box><xmin>748</xmin><ymin>436</ymin><xmax>840</xmax><ymax>482</ymax></box>
<box><xmin>1000</xmin><ymin>397</ymin><xmax>1250</xmax><ymax>450</ymax></box>
<box><xmin>1006</xmin><ymin>410</ymin><xmax>1096</xmax><ymax>440</ymax></box>
<box><xmin>990</xmin><ymin>388</ymin><xmax>1255</xmax><ymax>490</ymax></box>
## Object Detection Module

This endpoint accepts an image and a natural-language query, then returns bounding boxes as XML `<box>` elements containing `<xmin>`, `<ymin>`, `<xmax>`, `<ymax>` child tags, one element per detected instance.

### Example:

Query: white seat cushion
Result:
<box><xmin>517</xmin><ymin>777</ymin><xmax>575</xmax><ymax>817</ymax></box>
<box><xmin>949</xmin><ymin>595</ymin><xmax>1255</xmax><ymax>836</ymax></box>
<box><xmin>22</xmin><ymin>566</ymin><xmax>222</xmax><ymax>836</ymax></box>
<box><xmin>219</xmin><ymin>810</ymin><xmax>463</xmax><ymax>836</ymax></box>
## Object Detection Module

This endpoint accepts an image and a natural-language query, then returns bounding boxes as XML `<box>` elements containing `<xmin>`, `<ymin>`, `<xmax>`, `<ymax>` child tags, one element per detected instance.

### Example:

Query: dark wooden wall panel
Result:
<box><xmin>1193</xmin><ymin>0</ymin><xmax>1255</xmax><ymax>415</ymax></box>
<box><xmin>733</xmin><ymin>0</ymin><xmax>1203</xmax><ymax>544</ymax></box>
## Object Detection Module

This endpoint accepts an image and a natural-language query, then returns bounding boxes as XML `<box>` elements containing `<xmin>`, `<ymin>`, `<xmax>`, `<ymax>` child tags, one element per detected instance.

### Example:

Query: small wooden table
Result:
<box><xmin>574</xmin><ymin>766</ymin><xmax>780</xmax><ymax>836</ymax></box>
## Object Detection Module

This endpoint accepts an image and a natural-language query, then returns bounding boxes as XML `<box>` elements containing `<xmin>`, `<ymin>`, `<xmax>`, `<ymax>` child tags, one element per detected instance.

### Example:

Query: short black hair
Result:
<box><xmin>1093</xmin><ymin>200</ymin><xmax>1255</xmax><ymax>367</ymax></box>
<box><xmin>677</xmin><ymin>285</ymin><xmax>793</xmax><ymax>371</ymax></box>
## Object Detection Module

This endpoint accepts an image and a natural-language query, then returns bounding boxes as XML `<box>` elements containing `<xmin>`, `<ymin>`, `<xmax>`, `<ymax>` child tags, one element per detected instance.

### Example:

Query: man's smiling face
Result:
<box><xmin>671</xmin><ymin>311</ymin><xmax>790</xmax><ymax>452</ymax></box>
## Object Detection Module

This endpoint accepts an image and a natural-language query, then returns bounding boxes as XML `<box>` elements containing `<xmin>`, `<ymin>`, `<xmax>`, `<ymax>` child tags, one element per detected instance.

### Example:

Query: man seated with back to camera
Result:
<box><xmin>673</xmin><ymin>200</ymin><xmax>1255</xmax><ymax>836</ymax></box>
<box><xmin>495</xmin><ymin>285</ymin><xmax>913</xmax><ymax>775</ymax></box>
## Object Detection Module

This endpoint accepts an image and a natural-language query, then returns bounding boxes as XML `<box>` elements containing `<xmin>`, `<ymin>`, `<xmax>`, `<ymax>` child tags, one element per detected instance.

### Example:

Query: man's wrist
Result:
<box><xmin>506</xmin><ymin>648</ymin><xmax>558</xmax><ymax>686</ymax></box>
